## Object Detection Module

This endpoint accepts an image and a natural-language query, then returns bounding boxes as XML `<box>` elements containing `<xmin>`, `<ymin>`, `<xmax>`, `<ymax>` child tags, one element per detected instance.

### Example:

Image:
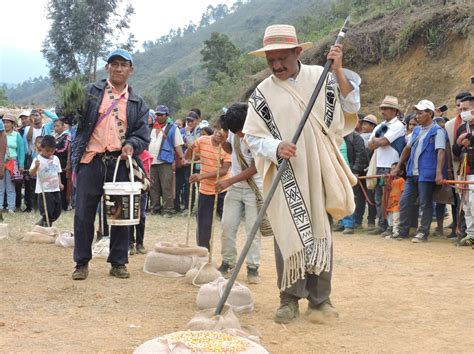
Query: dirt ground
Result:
<box><xmin>1</xmin><ymin>210</ymin><xmax>473</xmax><ymax>353</ymax></box>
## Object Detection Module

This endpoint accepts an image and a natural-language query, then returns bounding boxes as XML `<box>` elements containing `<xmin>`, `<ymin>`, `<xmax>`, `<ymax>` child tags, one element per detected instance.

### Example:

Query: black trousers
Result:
<box><xmin>60</xmin><ymin>172</ymin><xmax>69</xmax><ymax>211</ymax></box>
<box><xmin>37</xmin><ymin>191</ymin><xmax>62</xmax><ymax>225</ymax></box>
<box><xmin>174</xmin><ymin>166</ymin><xmax>187</xmax><ymax>212</ymax></box>
<box><xmin>196</xmin><ymin>192</ymin><xmax>225</xmax><ymax>250</ymax></box>
<box><xmin>73</xmin><ymin>156</ymin><xmax>130</xmax><ymax>267</ymax></box>
<box><xmin>129</xmin><ymin>194</ymin><xmax>147</xmax><ymax>246</ymax></box>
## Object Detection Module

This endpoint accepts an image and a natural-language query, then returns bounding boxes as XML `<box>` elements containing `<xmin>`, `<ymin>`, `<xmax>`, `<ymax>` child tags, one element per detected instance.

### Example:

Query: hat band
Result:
<box><xmin>263</xmin><ymin>35</ymin><xmax>298</xmax><ymax>47</ymax></box>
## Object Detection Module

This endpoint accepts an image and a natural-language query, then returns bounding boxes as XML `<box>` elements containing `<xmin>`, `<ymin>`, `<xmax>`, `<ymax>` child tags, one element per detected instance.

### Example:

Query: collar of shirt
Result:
<box><xmin>106</xmin><ymin>79</ymin><xmax>129</xmax><ymax>97</ymax></box>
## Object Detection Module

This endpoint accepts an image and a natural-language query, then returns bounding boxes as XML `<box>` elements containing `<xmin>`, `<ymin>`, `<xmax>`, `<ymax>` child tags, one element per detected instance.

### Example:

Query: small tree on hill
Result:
<box><xmin>200</xmin><ymin>32</ymin><xmax>241</xmax><ymax>82</ymax></box>
<box><xmin>157</xmin><ymin>76</ymin><xmax>183</xmax><ymax>116</ymax></box>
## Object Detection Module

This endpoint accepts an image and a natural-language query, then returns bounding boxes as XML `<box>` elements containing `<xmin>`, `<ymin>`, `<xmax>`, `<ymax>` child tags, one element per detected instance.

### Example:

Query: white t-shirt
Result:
<box><xmin>369</xmin><ymin>118</ymin><xmax>406</xmax><ymax>168</ymax></box>
<box><xmin>228</xmin><ymin>131</ymin><xmax>263</xmax><ymax>189</ymax></box>
<box><xmin>149</xmin><ymin>124</ymin><xmax>184</xmax><ymax>165</ymax></box>
<box><xmin>30</xmin><ymin>155</ymin><xmax>62</xmax><ymax>193</ymax></box>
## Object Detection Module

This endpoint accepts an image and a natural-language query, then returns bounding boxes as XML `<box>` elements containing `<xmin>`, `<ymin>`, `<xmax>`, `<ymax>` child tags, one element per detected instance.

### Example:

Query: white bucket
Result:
<box><xmin>103</xmin><ymin>155</ymin><xmax>142</xmax><ymax>226</ymax></box>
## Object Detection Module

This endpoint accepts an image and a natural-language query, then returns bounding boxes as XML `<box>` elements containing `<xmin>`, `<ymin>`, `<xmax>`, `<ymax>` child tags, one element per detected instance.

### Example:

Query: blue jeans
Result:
<box><xmin>375</xmin><ymin>167</ymin><xmax>391</xmax><ymax>230</ymax></box>
<box><xmin>339</xmin><ymin>214</ymin><xmax>355</xmax><ymax>229</ymax></box>
<box><xmin>0</xmin><ymin>170</ymin><xmax>16</xmax><ymax>211</ymax></box>
<box><xmin>399</xmin><ymin>176</ymin><xmax>435</xmax><ymax>238</ymax></box>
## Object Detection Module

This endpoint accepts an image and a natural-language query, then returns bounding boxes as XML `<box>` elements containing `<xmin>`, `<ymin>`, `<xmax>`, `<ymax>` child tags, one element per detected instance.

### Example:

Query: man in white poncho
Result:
<box><xmin>243</xmin><ymin>24</ymin><xmax>361</xmax><ymax>323</ymax></box>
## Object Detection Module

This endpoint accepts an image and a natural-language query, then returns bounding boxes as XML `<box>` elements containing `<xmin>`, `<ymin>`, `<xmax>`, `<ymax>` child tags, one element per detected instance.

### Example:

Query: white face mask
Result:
<box><xmin>461</xmin><ymin>110</ymin><xmax>474</xmax><ymax>122</ymax></box>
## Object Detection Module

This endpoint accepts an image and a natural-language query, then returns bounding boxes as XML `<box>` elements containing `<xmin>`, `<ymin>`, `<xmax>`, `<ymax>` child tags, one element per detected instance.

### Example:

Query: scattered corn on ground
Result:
<box><xmin>163</xmin><ymin>331</ymin><xmax>247</xmax><ymax>352</ymax></box>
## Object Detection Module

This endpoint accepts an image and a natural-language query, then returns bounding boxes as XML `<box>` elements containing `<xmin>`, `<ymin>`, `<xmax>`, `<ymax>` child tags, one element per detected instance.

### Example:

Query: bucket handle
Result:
<box><xmin>112</xmin><ymin>154</ymin><xmax>134</xmax><ymax>183</ymax></box>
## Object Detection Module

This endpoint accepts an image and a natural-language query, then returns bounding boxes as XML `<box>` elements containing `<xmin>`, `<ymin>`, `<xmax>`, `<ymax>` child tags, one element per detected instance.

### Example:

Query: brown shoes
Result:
<box><xmin>274</xmin><ymin>292</ymin><xmax>300</xmax><ymax>323</ymax></box>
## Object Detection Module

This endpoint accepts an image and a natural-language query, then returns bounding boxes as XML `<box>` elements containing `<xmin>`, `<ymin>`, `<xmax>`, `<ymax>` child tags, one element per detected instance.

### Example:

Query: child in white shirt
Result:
<box><xmin>29</xmin><ymin>135</ymin><xmax>63</xmax><ymax>226</ymax></box>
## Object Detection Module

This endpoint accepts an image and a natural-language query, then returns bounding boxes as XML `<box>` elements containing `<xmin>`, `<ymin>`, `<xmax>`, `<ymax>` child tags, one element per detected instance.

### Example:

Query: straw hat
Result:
<box><xmin>379</xmin><ymin>95</ymin><xmax>401</xmax><ymax>111</ymax></box>
<box><xmin>2</xmin><ymin>113</ymin><xmax>17</xmax><ymax>126</ymax></box>
<box><xmin>249</xmin><ymin>24</ymin><xmax>313</xmax><ymax>57</ymax></box>
<box><xmin>361</xmin><ymin>114</ymin><xmax>378</xmax><ymax>126</ymax></box>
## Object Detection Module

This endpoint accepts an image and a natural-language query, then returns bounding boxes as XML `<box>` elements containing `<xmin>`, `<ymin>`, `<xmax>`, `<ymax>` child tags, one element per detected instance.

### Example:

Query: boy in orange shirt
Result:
<box><xmin>385</xmin><ymin>162</ymin><xmax>405</xmax><ymax>239</ymax></box>
<box><xmin>187</xmin><ymin>118</ymin><xmax>231</xmax><ymax>249</ymax></box>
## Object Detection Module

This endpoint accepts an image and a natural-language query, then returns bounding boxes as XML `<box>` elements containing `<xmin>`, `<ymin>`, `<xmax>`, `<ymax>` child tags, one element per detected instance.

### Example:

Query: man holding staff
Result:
<box><xmin>243</xmin><ymin>24</ymin><xmax>360</xmax><ymax>323</ymax></box>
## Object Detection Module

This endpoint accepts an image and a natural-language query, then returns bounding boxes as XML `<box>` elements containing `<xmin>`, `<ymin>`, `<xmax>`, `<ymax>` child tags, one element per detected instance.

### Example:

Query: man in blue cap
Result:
<box><xmin>71</xmin><ymin>48</ymin><xmax>150</xmax><ymax>280</ymax></box>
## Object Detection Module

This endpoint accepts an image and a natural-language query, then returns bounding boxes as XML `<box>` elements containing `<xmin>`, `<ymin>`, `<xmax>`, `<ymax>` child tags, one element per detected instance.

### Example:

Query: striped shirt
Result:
<box><xmin>195</xmin><ymin>135</ymin><xmax>231</xmax><ymax>195</ymax></box>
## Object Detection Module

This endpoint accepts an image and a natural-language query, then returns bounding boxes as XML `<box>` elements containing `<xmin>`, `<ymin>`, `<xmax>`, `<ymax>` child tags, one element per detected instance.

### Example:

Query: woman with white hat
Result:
<box><xmin>1</xmin><ymin>114</ymin><xmax>25</xmax><ymax>212</ymax></box>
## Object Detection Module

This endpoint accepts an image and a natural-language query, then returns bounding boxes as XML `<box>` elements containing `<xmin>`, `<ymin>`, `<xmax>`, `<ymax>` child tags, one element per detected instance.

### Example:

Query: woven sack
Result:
<box><xmin>154</xmin><ymin>241</ymin><xmax>208</xmax><ymax>257</ymax></box>
<box><xmin>197</xmin><ymin>277</ymin><xmax>254</xmax><ymax>314</ymax></box>
<box><xmin>22</xmin><ymin>232</ymin><xmax>55</xmax><ymax>243</ymax></box>
<box><xmin>55</xmin><ymin>232</ymin><xmax>75</xmax><ymax>248</ymax></box>
<box><xmin>184</xmin><ymin>262</ymin><xmax>221</xmax><ymax>286</ymax></box>
<box><xmin>32</xmin><ymin>225</ymin><xmax>59</xmax><ymax>236</ymax></box>
<box><xmin>0</xmin><ymin>223</ymin><xmax>8</xmax><ymax>240</ymax></box>
<box><xmin>143</xmin><ymin>251</ymin><xmax>207</xmax><ymax>276</ymax></box>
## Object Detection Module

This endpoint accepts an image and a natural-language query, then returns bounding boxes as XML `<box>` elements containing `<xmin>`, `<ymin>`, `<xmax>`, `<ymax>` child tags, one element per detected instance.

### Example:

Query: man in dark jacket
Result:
<box><xmin>71</xmin><ymin>49</ymin><xmax>150</xmax><ymax>280</ymax></box>
<box><xmin>334</xmin><ymin>131</ymin><xmax>368</xmax><ymax>234</ymax></box>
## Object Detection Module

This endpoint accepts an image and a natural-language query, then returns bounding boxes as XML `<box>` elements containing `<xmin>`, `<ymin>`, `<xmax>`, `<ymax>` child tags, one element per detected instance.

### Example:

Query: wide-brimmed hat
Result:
<box><xmin>361</xmin><ymin>114</ymin><xmax>378</xmax><ymax>126</ymax></box>
<box><xmin>2</xmin><ymin>113</ymin><xmax>17</xmax><ymax>125</ymax></box>
<box><xmin>380</xmin><ymin>95</ymin><xmax>401</xmax><ymax>111</ymax></box>
<box><xmin>413</xmin><ymin>99</ymin><xmax>435</xmax><ymax>112</ymax></box>
<box><xmin>249</xmin><ymin>24</ymin><xmax>313</xmax><ymax>57</ymax></box>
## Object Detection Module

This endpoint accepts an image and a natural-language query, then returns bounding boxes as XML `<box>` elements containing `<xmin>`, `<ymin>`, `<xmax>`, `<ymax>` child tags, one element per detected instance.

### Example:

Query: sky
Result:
<box><xmin>0</xmin><ymin>0</ymin><xmax>233</xmax><ymax>84</ymax></box>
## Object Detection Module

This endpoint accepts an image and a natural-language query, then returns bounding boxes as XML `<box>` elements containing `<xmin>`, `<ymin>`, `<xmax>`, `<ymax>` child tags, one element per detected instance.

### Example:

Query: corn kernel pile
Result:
<box><xmin>163</xmin><ymin>330</ymin><xmax>248</xmax><ymax>352</ymax></box>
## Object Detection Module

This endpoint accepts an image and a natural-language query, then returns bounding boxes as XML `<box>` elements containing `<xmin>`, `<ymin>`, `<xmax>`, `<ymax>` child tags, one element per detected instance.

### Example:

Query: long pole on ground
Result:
<box><xmin>214</xmin><ymin>17</ymin><xmax>351</xmax><ymax>316</ymax></box>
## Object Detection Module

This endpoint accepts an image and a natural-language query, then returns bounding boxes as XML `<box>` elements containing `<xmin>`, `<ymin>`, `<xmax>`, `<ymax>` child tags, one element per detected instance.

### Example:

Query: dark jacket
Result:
<box><xmin>452</xmin><ymin>122</ymin><xmax>474</xmax><ymax>174</ymax></box>
<box><xmin>344</xmin><ymin>132</ymin><xmax>369</xmax><ymax>175</ymax></box>
<box><xmin>71</xmin><ymin>79</ymin><xmax>150</xmax><ymax>171</ymax></box>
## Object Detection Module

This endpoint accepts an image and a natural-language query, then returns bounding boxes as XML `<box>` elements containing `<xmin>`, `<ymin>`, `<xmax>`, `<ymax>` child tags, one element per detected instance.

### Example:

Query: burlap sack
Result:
<box><xmin>184</xmin><ymin>262</ymin><xmax>221</xmax><ymax>286</ymax></box>
<box><xmin>55</xmin><ymin>232</ymin><xmax>74</xmax><ymax>248</ymax></box>
<box><xmin>22</xmin><ymin>232</ymin><xmax>55</xmax><ymax>244</ymax></box>
<box><xmin>32</xmin><ymin>225</ymin><xmax>59</xmax><ymax>236</ymax></box>
<box><xmin>143</xmin><ymin>251</ymin><xmax>207</xmax><ymax>276</ymax></box>
<box><xmin>196</xmin><ymin>277</ymin><xmax>254</xmax><ymax>314</ymax></box>
<box><xmin>0</xmin><ymin>223</ymin><xmax>8</xmax><ymax>240</ymax></box>
<box><xmin>154</xmin><ymin>241</ymin><xmax>208</xmax><ymax>257</ymax></box>
<box><xmin>134</xmin><ymin>330</ymin><xmax>268</xmax><ymax>353</ymax></box>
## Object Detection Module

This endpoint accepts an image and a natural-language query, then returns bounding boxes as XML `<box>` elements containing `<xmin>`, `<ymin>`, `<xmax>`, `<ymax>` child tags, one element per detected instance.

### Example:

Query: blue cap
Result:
<box><xmin>107</xmin><ymin>48</ymin><xmax>133</xmax><ymax>65</ymax></box>
<box><xmin>155</xmin><ymin>105</ymin><xmax>169</xmax><ymax>115</ymax></box>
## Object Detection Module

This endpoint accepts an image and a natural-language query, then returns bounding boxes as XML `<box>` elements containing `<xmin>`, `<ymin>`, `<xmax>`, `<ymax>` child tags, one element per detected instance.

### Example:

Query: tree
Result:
<box><xmin>200</xmin><ymin>33</ymin><xmax>241</xmax><ymax>82</ymax></box>
<box><xmin>157</xmin><ymin>76</ymin><xmax>183</xmax><ymax>115</ymax></box>
<box><xmin>42</xmin><ymin>0</ymin><xmax>135</xmax><ymax>85</ymax></box>
<box><xmin>0</xmin><ymin>88</ymin><xmax>9</xmax><ymax>106</ymax></box>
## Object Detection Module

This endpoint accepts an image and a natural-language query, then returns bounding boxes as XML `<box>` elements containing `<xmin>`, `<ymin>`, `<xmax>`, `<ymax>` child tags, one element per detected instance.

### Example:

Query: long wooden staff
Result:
<box><xmin>214</xmin><ymin>17</ymin><xmax>351</xmax><ymax>316</ymax></box>
<box><xmin>185</xmin><ymin>129</ymin><xmax>197</xmax><ymax>246</ymax></box>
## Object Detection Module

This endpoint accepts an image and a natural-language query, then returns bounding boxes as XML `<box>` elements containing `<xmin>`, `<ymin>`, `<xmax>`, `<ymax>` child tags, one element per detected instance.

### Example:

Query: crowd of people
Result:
<box><xmin>335</xmin><ymin>91</ymin><xmax>474</xmax><ymax>248</ymax></box>
<box><xmin>1</xmin><ymin>24</ymin><xmax>472</xmax><ymax>326</ymax></box>
<box><xmin>0</xmin><ymin>108</ymin><xmax>71</xmax><ymax>221</ymax></box>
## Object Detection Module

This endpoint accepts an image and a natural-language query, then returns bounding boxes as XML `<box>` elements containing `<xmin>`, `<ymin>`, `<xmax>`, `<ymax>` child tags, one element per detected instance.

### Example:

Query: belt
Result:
<box><xmin>95</xmin><ymin>151</ymin><xmax>121</xmax><ymax>161</ymax></box>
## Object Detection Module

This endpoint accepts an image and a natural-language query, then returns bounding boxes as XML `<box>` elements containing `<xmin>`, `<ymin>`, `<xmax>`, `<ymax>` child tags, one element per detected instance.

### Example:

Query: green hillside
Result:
<box><xmin>6</xmin><ymin>0</ymin><xmax>471</xmax><ymax>121</ymax></box>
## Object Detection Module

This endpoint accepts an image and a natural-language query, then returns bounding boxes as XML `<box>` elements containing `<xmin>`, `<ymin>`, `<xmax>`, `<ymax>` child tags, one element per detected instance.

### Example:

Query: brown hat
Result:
<box><xmin>2</xmin><ymin>113</ymin><xmax>17</xmax><ymax>125</ymax></box>
<box><xmin>361</xmin><ymin>114</ymin><xmax>378</xmax><ymax>126</ymax></box>
<box><xmin>380</xmin><ymin>95</ymin><xmax>401</xmax><ymax>111</ymax></box>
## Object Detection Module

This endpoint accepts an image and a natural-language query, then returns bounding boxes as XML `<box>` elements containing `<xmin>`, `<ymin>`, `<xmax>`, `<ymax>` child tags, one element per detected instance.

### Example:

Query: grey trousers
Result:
<box><xmin>274</xmin><ymin>239</ymin><xmax>332</xmax><ymax>306</ymax></box>
<box><xmin>150</xmin><ymin>163</ymin><xmax>174</xmax><ymax>213</ymax></box>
